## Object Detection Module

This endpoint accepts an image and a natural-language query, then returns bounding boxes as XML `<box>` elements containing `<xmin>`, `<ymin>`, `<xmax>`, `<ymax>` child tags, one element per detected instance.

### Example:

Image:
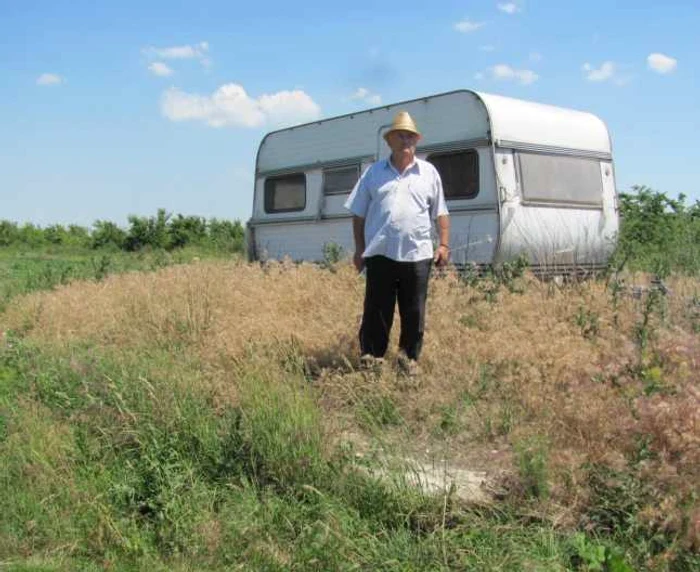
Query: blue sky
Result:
<box><xmin>1</xmin><ymin>0</ymin><xmax>698</xmax><ymax>227</ymax></box>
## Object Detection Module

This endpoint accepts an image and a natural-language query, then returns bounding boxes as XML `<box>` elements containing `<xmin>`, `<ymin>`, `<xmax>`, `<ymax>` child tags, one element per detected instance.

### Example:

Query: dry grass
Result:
<box><xmin>1</xmin><ymin>260</ymin><xmax>360</xmax><ymax>355</ymax></box>
<box><xmin>2</xmin><ymin>259</ymin><xmax>699</xmax><ymax>545</ymax></box>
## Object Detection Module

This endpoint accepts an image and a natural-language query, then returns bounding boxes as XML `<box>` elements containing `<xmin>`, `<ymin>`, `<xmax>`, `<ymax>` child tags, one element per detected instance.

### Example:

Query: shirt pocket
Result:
<box><xmin>373</xmin><ymin>180</ymin><xmax>396</xmax><ymax>202</ymax></box>
<box><xmin>407</xmin><ymin>181</ymin><xmax>430</xmax><ymax>213</ymax></box>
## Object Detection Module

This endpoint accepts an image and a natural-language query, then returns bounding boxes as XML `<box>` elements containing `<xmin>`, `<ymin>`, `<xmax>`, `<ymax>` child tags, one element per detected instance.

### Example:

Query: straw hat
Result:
<box><xmin>383</xmin><ymin>111</ymin><xmax>421</xmax><ymax>140</ymax></box>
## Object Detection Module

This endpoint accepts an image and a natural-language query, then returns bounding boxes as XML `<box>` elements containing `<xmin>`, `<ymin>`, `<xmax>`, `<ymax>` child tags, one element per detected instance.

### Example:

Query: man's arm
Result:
<box><xmin>352</xmin><ymin>215</ymin><xmax>366</xmax><ymax>272</ymax></box>
<box><xmin>434</xmin><ymin>214</ymin><xmax>450</xmax><ymax>266</ymax></box>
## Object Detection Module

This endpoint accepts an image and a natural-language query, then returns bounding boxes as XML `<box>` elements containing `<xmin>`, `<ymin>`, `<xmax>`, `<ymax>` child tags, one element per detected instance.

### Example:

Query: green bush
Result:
<box><xmin>16</xmin><ymin>223</ymin><xmax>46</xmax><ymax>247</ymax></box>
<box><xmin>612</xmin><ymin>185</ymin><xmax>700</xmax><ymax>275</ymax></box>
<box><xmin>168</xmin><ymin>215</ymin><xmax>207</xmax><ymax>249</ymax></box>
<box><xmin>0</xmin><ymin>220</ymin><xmax>19</xmax><ymax>246</ymax></box>
<box><xmin>0</xmin><ymin>211</ymin><xmax>247</xmax><ymax>255</ymax></box>
<box><xmin>207</xmin><ymin>218</ymin><xmax>245</xmax><ymax>253</ymax></box>
<box><xmin>91</xmin><ymin>220</ymin><xmax>126</xmax><ymax>249</ymax></box>
<box><xmin>124</xmin><ymin>209</ymin><xmax>170</xmax><ymax>251</ymax></box>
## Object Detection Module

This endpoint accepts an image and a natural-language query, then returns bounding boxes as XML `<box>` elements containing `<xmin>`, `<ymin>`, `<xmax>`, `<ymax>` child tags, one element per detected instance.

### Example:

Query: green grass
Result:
<box><xmin>2</xmin><ymin>339</ymin><xmax>696</xmax><ymax>570</ymax></box>
<box><xmin>0</xmin><ymin>245</ymin><xmax>235</xmax><ymax>313</ymax></box>
<box><xmin>1</xmin><ymin>241</ymin><xmax>699</xmax><ymax>570</ymax></box>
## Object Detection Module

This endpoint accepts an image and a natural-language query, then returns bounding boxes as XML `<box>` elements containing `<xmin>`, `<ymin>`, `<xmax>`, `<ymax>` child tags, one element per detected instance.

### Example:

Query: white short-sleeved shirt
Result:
<box><xmin>344</xmin><ymin>157</ymin><xmax>449</xmax><ymax>262</ymax></box>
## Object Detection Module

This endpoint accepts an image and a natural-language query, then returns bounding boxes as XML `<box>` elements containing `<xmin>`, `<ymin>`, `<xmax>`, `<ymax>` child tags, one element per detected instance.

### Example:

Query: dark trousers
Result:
<box><xmin>359</xmin><ymin>256</ymin><xmax>433</xmax><ymax>361</ymax></box>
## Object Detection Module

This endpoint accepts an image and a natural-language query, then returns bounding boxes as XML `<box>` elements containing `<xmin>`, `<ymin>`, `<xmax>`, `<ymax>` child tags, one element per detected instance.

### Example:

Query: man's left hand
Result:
<box><xmin>434</xmin><ymin>245</ymin><xmax>450</xmax><ymax>266</ymax></box>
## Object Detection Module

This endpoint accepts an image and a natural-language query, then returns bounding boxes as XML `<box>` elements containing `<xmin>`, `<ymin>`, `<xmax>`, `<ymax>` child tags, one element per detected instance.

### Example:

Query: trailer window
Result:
<box><xmin>517</xmin><ymin>152</ymin><xmax>603</xmax><ymax>206</ymax></box>
<box><xmin>426</xmin><ymin>150</ymin><xmax>479</xmax><ymax>200</ymax></box>
<box><xmin>264</xmin><ymin>173</ymin><xmax>306</xmax><ymax>213</ymax></box>
<box><xmin>323</xmin><ymin>165</ymin><xmax>359</xmax><ymax>195</ymax></box>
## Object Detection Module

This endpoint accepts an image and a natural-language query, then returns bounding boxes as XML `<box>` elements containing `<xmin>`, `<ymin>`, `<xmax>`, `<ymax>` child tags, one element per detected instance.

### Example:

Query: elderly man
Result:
<box><xmin>344</xmin><ymin>111</ymin><xmax>450</xmax><ymax>375</ymax></box>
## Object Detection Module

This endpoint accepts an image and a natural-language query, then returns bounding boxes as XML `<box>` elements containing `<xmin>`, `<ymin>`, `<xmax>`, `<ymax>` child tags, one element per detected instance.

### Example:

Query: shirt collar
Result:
<box><xmin>385</xmin><ymin>156</ymin><xmax>420</xmax><ymax>176</ymax></box>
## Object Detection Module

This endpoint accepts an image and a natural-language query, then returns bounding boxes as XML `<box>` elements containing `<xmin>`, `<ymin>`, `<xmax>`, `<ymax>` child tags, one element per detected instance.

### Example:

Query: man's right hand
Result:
<box><xmin>353</xmin><ymin>252</ymin><xmax>365</xmax><ymax>272</ymax></box>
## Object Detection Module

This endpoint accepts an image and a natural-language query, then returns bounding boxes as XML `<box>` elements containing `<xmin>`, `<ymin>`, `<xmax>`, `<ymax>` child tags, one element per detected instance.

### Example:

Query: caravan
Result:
<box><xmin>247</xmin><ymin>89</ymin><xmax>619</xmax><ymax>272</ymax></box>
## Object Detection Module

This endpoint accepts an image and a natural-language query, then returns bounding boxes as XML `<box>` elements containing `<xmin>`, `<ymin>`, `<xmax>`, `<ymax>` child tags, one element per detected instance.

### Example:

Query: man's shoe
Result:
<box><xmin>397</xmin><ymin>352</ymin><xmax>421</xmax><ymax>377</ymax></box>
<box><xmin>359</xmin><ymin>354</ymin><xmax>385</xmax><ymax>374</ymax></box>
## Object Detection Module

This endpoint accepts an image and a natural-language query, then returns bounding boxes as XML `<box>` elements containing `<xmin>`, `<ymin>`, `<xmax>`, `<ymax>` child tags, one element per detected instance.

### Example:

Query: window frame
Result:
<box><xmin>516</xmin><ymin>151</ymin><xmax>604</xmax><ymax>209</ymax></box>
<box><xmin>322</xmin><ymin>164</ymin><xmax>360</xmax><ymax>196</ymax></box>
<box><xmin>425</xmin><ymin>148</ymin><xmax>480</xmax><ymax>201</ymax></box>
<box><xmin>263</xmin><ymin>172</ymin><xmax>307</xmax><ymax>214</ymax></box>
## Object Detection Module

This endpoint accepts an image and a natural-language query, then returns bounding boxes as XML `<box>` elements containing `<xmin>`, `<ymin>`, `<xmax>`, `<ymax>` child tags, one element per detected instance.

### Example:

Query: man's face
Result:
<box><xmin>386</xmin><ymin>130</ymin><xmax>421</xmax><ymax>159</ymax></box>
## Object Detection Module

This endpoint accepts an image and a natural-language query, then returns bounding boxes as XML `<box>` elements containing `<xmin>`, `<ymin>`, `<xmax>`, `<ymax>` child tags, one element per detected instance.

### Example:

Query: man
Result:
<box><xmin>344</xmin><ymin>111</ymin><xmax>450</xmax><ymax>375</ymax></box>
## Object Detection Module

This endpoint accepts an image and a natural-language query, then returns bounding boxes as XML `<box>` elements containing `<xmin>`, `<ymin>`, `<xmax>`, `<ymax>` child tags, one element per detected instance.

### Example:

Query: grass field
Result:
<box><xmin>0</xmin><ymin>247</ymin><xmax>226</xmax><ymax>313</ymax></box>
<box><xmin>1</xmin><ymin>249</ymin><xmax>699</xmax><ymax>570</ymax></box>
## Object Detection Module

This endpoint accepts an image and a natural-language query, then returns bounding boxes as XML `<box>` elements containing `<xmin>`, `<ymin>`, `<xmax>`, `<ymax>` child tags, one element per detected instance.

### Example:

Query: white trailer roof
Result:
<box><xmin>475</xmin><ymin>91</ymin><xmax>611</xmax><ymax>156</ymax></box>
<box><xmin>256</xmin><ymin>90</ymin><xmax>612</xmax><ymax>174</ymax></box>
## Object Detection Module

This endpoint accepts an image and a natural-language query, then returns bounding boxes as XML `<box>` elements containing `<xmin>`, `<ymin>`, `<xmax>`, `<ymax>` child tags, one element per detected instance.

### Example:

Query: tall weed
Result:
<box><xmin>1</xmin><ymin>252</ymin><xmax>699</xmax><ymax>568</ymax></box>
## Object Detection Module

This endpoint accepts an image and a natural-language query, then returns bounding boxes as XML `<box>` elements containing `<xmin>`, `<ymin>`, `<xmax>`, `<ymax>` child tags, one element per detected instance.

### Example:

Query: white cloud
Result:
<box><xmin>647</xmin><ymin>53</ymin><xmax>677</xmax><ymax>74</ymax></box>
<box><xmin>36</xmin><ymin>73</ymin><xmax>65</xmax><ymax>86</ymax></box>
<box><xmin>491</xmin><ymin>64</ymin><xmax>538</xmax><ymax>85</ymax></box>
<box><xmin>454</xmin><ymin>19</ymin><xmax>485</xmax><ymax>33</ymax></box>
<box><xmin>498</xmin><ymin>3</ymin><xmax>520</xmax><ymax>14</ymax></box>
<box><xmin>160</xmin><ymin>83</ymin><xmax>321</xmax><ymax>128</ymax></box>
<box><xmin>144</xmin><ymin>41</ymin><xmax>209</xmax><ymax>60</ymax></box>
<box><xmin>350</xmin><ymin>87</ymin><xmax>382</xmax><ymax>106</ymax></box>
<box><xmin>352</xmin><ymin>87</ymin><xmax>369</xmax><ymax>99</ymax></box>
<box><xmin>479</xmin><ymin>45</ymin><xmax>496</xmax><ymax>52</ymax></box>
<box><xmin>148</xmin><ymin>62</ymin><xmax>174</xmax><ymax>77</ymax></box>
<box><xmin>258</xmin><ymin>90</ymin><xmax>322</xmax><ymax>126</ymax></box>
<box><xmin>142</xmin><ymin>42</ymin><xmax>211</xmax><ymax>70</ymax></box>
<box><xmin>583</xmin><ymin>61</ymin><xmax>616</xmax><ymax>82</ymax></box>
